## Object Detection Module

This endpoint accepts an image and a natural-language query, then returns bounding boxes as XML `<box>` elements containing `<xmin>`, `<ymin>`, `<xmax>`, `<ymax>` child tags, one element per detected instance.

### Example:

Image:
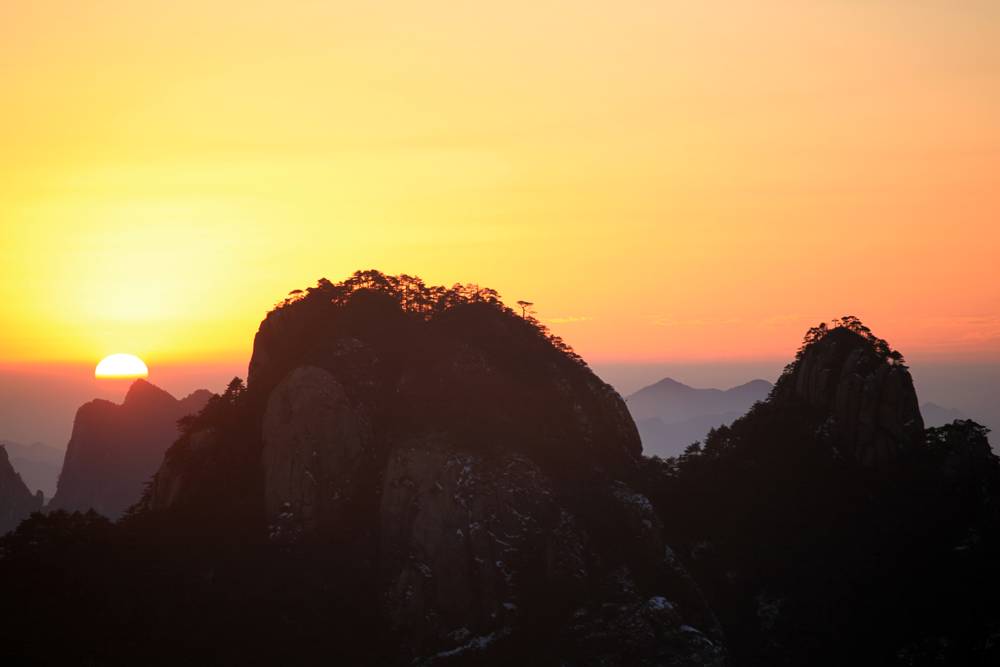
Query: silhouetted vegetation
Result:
<box><xmin>274</xmin><ymin>270</ymin><xmax>585</xmax><ymax>367</ymax></box>
<box><xmin>640</xmin><ymin>321</ymin><xmax>1000</xmax><ymax>666</ymax></box>
<box><xmin>772</xmin><ymin>316</ymin><xmax>907</xmax><ymax>401</ymax></box>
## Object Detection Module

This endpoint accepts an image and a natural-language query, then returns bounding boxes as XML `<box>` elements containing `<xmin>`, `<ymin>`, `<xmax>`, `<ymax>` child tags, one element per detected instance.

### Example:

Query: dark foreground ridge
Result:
<box><xmin>0</xmin><ymin>271</ymin><xmax>724</xmax><ymax>666</ymax></box>
<box><xmin>643</xmin><ymin>316</ymin><xmax>1000</xmax><ymax>666</ymax></box>
<box><xmin>1</xmin><ymin>285</ymin><xmax>997</xmax><ymax>666</ymax></box>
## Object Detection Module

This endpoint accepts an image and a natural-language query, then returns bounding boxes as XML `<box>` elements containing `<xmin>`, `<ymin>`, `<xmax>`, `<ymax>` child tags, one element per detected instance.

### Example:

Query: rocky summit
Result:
<box><xmin>148</xmin><ymin>271</ymin><xmax>726</xmax><ymax>665</ymax></box>
<box><xmin>49</xmin><ymin>380</ymin><xmax>211</xmax><ymax>519</ymax></box>
<box><xmin>776</xmin><ymin>317</ymin><xmax>924</xmax><ymax>467</ymax></box>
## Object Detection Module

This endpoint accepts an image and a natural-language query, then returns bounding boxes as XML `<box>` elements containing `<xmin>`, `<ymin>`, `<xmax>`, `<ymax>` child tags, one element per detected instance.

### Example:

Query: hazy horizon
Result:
<box><xmin>4</xmin><ymin>354</ymin><xmax>995</xmax><ymax>452</ymax></box>
<box><xmin>1</xmin><ymin>3</ymin><xmax>997</xmax><ymax>452</ymax></box>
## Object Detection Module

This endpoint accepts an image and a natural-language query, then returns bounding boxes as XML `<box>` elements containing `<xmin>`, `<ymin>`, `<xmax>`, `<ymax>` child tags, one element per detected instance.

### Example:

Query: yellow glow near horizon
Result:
<box><xmin>95</xmin><ymin>354</ymin><xmax>149</xmax><ymax>379</ymax></box>
<box><xmin>1</xmin><ymin>1</ymin><xmax>999</xmax><ymax>367</ymax></box>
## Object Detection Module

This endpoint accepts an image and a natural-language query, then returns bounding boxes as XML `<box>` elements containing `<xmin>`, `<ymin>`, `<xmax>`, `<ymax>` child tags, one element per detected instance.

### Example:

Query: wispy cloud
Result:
<box><xmin>648</xmin><ymin>317</ymin><xmax>745</xmax><ymax>327</ymax></box>
<box><xmin>756</xmin><ymin>315</ymin><xmax>812</xmax><ymax>328</ymax></box>
<box><xmin>545</xmin><ymin>316</ymin><xmax>597</xmax><ymax>324</ymax></box>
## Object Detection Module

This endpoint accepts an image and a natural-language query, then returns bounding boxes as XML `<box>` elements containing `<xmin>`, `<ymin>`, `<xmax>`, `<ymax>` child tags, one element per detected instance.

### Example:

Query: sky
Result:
<box><xmin>2</xmin><ymin>1</ymin><xmax>999</xmax><ymax>445</ymax></box>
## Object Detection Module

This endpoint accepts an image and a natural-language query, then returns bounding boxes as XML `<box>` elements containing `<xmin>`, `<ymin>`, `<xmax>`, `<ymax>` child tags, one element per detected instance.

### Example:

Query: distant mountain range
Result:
<box><xmin>0</xmin><ymin>440</ymin><xmax>63</xmax><ymax>501</ymax></box>
<box><xmin>627</xmin><ymin>379</ymin><xmax>976</xmax><ymax>459</ymax></box>
<box><xmin>0</xmin><ymin>444</ymin><xmax>42</xmax><ymax>533</ymax></box>
<box><xmin>625</xmin><ymin>378</ymin><xmax>773</xmax><ymax>458</ymax></box>
<box><xmin>921</xmin><ymin>402</ymin><xmax>969</xmax><ymax>428</ymax></box>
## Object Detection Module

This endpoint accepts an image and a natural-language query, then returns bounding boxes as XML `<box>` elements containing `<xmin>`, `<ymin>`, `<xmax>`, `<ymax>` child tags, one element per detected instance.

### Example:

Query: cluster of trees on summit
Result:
<box><xmin>793</xmin><ymin>315</ymin><xmax>906</xmax><ymax>367</ymax></box>
<box><xmin>276</xmin><ymin>269</ymin><xmax>584</xmax><ymax>366</ymax></box>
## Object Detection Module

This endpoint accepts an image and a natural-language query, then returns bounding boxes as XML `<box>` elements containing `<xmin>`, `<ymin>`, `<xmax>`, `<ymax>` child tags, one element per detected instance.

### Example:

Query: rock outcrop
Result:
<box><xmin>0</xmin><ymin>444</ymin><xmax>43</xmax><ymax>533</ymax></box>
<box><xmin>780</xmin><ymin>324</ymin><xmax>924</xmax><ymax>467</ymax></box>
<box><xmin>150</xmin><ymin>273</ymin><xmax>727</xmax><ymax>665</ymax></box>
<box><xmin>49</xmin><ymin>380</ymin><xmax>211</xmax><ymax>519</ymax></box>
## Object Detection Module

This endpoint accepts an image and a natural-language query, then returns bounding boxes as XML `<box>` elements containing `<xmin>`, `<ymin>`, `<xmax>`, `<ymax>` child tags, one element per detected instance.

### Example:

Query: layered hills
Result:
<box><xmin>626</xmin><ymin>379</ymin><xmax>772</xmax><ymax>458</ymax></box>
<box><xmin>921</xmin><ymin>402</ymin><xmax>969</xmax><ymax>427</ymax></box>
<box><xmin>48</xmin><ymin>380</ymin><xmax>211</xmax><ymax>519</ymax></box>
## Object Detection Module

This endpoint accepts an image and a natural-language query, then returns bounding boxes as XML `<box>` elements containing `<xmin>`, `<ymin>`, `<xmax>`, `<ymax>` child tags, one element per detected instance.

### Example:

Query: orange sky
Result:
<box><xmin>2</xmin><ymin>0</ymin><xmax>999</xmax><ymax>372</ymax></box>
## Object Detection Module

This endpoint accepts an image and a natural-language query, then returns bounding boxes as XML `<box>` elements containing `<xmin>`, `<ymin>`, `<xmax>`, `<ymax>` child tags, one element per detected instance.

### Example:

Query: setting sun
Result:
<box><xmin>95</xmin><ymin>354</ymin><xmax>149</xmax><ymax>379</ymax></box>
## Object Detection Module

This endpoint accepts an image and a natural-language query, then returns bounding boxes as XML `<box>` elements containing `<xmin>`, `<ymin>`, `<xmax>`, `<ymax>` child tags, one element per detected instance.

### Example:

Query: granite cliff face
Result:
<box><xmin>262</xmin><ymin>365</ymin><xmax>370</xmax><ymax>536</ymax></box>
<box><xmin>50</xmin><ymin>380</ymin><xmax>211</xmax><ymax>519</ymax></box>
<box><xmin>150</xmin><ymin>274</ymin><xmax>726</xmax><ymax>665</ymax></box>
<box><xmin>0</xmin><ymin>445</ymin><xmax>43</xmax><ymax>534</ymax></box>
<box><xmin>777</xmin><ymin>322</ymin><xmax>924</xmax><ymax>467</ymax></box>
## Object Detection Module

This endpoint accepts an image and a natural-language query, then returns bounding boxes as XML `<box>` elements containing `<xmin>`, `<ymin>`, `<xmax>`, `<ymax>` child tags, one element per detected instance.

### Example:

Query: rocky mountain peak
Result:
<box><xmin>122</xmin><ymin>378</ymin><xmax>178</xmax><ymax>410</ymax></box>
<box><xmin>50</xmin><ymin>380</ymin><xmax>211</xmax><ymax>519</ymax></box>
<box><xmin>775</xmin><ymin>317</ymin><xmax>923</xmax><ymax>467</ymax></box>
<box><xmin>147</xmin><ymin>271</ymin><xmax>725</xmax><ymax>664</ymax></box>
<box><xmin>180</xmin><ymin>388</ymin><xmax>215</xmax><ymax>407</ymax></box>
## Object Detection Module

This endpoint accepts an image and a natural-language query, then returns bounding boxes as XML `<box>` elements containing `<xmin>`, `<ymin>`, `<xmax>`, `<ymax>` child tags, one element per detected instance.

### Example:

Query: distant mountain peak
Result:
<box><xmin>921</xmin><ymin>402</ymin><xmax>969</xmax><ymax>428</ymax></box>
<box><xmin>180</xmin><ymin>388</ymin><xmax>215</xmax><ymax>408</ymax></box>
<box><xmin>736</xmin><ymin>379</ymin><xmax>773</xmax><ymax>390</ymax></box>
<box><xmin>122</xmin><ymin>379</ymin><xmax>179</xmax><ymax>408</ymax></box>
<box><xmin>49</xmin><ymin>380</ymin><xmax>212</xmax><ymax>519</ymax></box>
<box><xmin>625</xmin><ymin>377</ymin><xmax>774</xmax><ymax>452</ymax></box>
<box><xmin>651</xmin><ymin>377</ymin><xmax>689</xmax><ymax>389</ymax></box>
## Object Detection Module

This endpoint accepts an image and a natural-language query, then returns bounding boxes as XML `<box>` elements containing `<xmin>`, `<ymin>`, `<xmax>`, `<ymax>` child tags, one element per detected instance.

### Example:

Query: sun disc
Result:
<box><xmin>95</xmin><ymin>354</ymin><xmax>149</xmax><ymax>378</ymax></box>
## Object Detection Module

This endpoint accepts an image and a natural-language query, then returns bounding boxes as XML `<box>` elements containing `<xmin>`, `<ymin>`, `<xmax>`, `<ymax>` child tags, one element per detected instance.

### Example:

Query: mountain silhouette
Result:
<box><xmin>921</xmin><ymin>402</ymin><xmax>970</xmax><ymax>428</ymax></box>
<box><xmin>47</xmin><ymin>380</ymin><xmax>211</xmax><ymax>519</ymax></box>
<box><xmin>0</xmin><ymin>271</ymin><xmax>726</xmax><ymax>666</ymax></box>
<box><xmin>626</xmin><ymin>378</ymin><xmax>773</xmax><ymax>423</ymax></box>
<box><xmin>0</xmin><ymin>444</ymin><xmax>43</xmax><ymax>533</ymax></box>
<box><xmin>643</xmin><ymin>316</ymin><xmax>1000</xmax><ymax>665</ymax></box>
<box><xmin>0</xmin><ymin>440</ymin><xmax>63</xmax><ymax>500</ymax></box>
<box><xmin>625</xmin><ymin>378</ymin><xmax>772</xmax><ymax>457</ymax></box>
<box><xmin>3</xmin><ymin>297</ymin><xmax>999</xmax><ymax>667</ymax></box>
<box><xmin>145</xmin><ymin>271</ymin><xmax>725</xmax><ymax>664</ymax></box>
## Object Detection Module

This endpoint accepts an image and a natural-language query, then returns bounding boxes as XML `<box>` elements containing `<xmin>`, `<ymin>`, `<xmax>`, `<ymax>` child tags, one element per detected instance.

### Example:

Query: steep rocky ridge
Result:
<box><xmin>50</xmin><ymin>380</ymin><xmax>211</xmax><ymax>519</ymax></box>
<box><xmin>148</xmin><ymin>272</ymin><xmax>726</xmax><ymax>665</ymax></box>
<box><xmin>0</xmin><ymin>445</ymin><xmax>43</xmax><ymax>534</ymax></box>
